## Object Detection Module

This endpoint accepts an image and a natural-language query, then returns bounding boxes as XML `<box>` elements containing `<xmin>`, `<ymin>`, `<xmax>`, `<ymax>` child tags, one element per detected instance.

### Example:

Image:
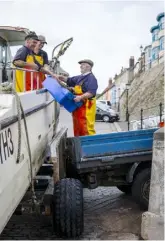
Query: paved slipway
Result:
<box><xmin>0</xmin><ymin>109</ymin><xmax>141</xmax><ymax>240</ymax></box>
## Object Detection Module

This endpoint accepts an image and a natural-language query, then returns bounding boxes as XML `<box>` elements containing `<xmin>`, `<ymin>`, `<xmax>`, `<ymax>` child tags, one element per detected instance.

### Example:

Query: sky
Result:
<box><xmin>0</xmin><ymin>0</ymin><xmax>164</xmax><ymax>92</ymax></box>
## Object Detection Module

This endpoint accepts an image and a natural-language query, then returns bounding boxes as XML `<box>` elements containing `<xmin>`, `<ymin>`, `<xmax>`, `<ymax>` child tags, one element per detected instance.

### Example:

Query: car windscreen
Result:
<box><xmin>97</xmin><ymin>103</ymin><xmax>109</xmax><ymax>111</ymax></box>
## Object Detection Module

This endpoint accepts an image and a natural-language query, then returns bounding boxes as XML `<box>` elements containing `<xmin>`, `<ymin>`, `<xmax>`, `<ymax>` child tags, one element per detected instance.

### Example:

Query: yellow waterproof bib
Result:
<box><xmin>15</xmin><ymin>54</ymin><xmax>45</xmax><ymax>92</ymax></box>
<box><xmin>72</xmin><ymin>84</ymin><xmax>96</xmax><ymax>136</ymax></box>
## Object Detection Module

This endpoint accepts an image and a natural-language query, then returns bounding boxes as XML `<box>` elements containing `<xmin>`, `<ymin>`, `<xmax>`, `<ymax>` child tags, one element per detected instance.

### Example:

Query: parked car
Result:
<box><xmin>96</xmin><ymin>105</ymin><xmax>119</xmax><ymax>122</ymax></box>
<box><xmin>96</xmin><ymin>100</ymin><xmax>111</xmax><ymax>107</ymax></box>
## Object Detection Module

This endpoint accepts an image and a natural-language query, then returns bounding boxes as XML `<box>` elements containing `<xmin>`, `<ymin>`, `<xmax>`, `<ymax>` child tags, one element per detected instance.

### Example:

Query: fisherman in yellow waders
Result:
<box><xmin>13</xmin><ymin>33</ymin><xmax>58</xmax><ymax>92</ymax></box>
<box><xmin>58</xmin><ymin>59</ymin><xmax>98</xmax><ymax>137</ymax></box>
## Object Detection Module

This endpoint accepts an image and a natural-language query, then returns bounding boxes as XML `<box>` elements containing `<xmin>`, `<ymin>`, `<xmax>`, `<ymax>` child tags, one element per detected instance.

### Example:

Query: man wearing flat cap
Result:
<box><xmin>58</xmin><ymin>59</ymin><xmax>98</xmax><ymax>137</ymax></box>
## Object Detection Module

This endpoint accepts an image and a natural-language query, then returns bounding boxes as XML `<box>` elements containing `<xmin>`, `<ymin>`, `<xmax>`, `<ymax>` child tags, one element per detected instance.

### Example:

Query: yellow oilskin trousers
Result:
<box><xmin>72</xmin><ymin>84</ymin><xmax>96</xmax><ymax>136</ymax></box>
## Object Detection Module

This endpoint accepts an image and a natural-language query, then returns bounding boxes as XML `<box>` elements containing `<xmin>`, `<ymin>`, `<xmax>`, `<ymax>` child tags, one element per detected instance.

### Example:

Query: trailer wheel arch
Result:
<box><xmin>126</xmin><ymin>161</ymin><xmax>151</xmax><ymax>183</ymax></box>
<box><xmin>132</xmin><ymin>167</ymin><xmax>151</xmax><ymax>209</ymax></box>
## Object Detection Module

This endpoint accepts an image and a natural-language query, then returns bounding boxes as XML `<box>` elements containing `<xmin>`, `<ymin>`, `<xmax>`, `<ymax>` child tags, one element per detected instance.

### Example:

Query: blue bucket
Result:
<box><xmin>42</xmin><ymin>76</ymin><xmax>83</xmax><ymax>113</ymax></box>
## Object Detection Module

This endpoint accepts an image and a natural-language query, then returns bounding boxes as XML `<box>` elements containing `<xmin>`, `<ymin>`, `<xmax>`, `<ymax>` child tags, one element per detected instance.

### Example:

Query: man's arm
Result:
<box><xmin>13</xmin><ymin>60</ymin><xmax>39</xmax><ymax>70</ymax></box>
<box><xmin>74</xmin><ymin>74</ymin><xmax>98</xmax><ymax>102</ymax></box>
<box><xmin>43</xmin><ymin>64</ymin><xmax>50</xmax><ymax>70</ymax></box>
<box><xmin>58</xmin><ymin>75</ymin><xmax>80</xmax><ymax>87</ymax></box>
<box><xmin>42</xmin><ymin>51</ymin><xmax>50</xmax><ymax>70</ymax></box>
<box><xmin>80</xmin><ymin>92</ymin><xmax>94</xmax><ymax>100</ymax></box>
<box><xmin>40</xmin><ymin>67</ymin><xmax>59</xmax><ymax>79</ymax></box>
<box><xmin>74</xmin><ymin>91</ymin><xmax>93</xmax><ymax>102</ymax></box>
<box><xmin>13</xmin><ymin>47</ymin><xmax>38</xmax><ymax>71</ymax></box>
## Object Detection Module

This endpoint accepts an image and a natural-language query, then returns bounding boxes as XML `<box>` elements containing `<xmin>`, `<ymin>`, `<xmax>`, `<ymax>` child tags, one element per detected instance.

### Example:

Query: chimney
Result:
<box><xmin>129</xmin><ymin>56</ymin><xmax>134</xmax><ymax>68</ymax></box>
<box><xmin>108</xmin><ymin>78</ymin><xmax>112</xmax><ymax>86</ymax></box>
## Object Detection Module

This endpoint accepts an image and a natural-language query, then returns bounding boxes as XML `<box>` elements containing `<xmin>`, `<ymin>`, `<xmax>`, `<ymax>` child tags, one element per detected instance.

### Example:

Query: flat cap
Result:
<box><xmin>78</xmin><ymin>59</ymin><xmax>94</xmax><ymax>67</ymax></box>
<box><xmin>38</xmin><ymin>35</ymin><xmax>47</xmax><ymax>44</ymax></box>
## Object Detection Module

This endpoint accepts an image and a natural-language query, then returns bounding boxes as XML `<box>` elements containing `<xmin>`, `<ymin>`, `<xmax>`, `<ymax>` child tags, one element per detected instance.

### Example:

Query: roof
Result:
<box><xmin>144</xmin><ymin>45</ymin><xmax>152</xmax><ymax>51</ymax></box>
<box><xmin>156</xmin><ymin>12</ymin><xmax>164</xmax><ymax>22</ymax></box>
<box><xmin>114</xmin><ymin>68</ymin><xmax>129</xmax><ymax>80</ymax></box>
<box><xmin>110</xmin><ymin>83</ymin><xmax>115</xmax><ymax>89</ymax></box>
<box><xmin>0</xmin><ymin>26</ymin><xmax>29</xmax><ymax>32</ymax></box>
<box><xmin>0</xmin><ymin>26</ymin><xmax>30</xmax><ymax>46</ymax></box>
<box><xmin>150</xmin><ymin>25</ymin><xmax>159</xmax><ymax>33</ymax></box>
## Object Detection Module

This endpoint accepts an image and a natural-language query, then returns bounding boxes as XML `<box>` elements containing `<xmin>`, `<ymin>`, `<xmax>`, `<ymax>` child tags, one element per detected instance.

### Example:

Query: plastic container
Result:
<box><xmin>42</xmin><ymin>76</ymin><xmax>83</xmax><ymax>113</ymax></box>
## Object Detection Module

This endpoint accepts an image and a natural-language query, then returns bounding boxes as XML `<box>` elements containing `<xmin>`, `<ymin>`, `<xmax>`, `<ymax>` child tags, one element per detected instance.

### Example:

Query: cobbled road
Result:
<box><xmin>0</xmin><ymin>187</ymin><xmax>142</xmax><ymax>240</ymax></box>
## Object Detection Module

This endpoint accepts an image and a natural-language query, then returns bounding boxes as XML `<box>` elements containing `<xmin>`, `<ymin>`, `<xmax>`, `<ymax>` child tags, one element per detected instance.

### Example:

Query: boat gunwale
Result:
<box><xmin>0</xmin><ymin>99</ymin><xmax>54</xmax><ymax>130</ymax></box>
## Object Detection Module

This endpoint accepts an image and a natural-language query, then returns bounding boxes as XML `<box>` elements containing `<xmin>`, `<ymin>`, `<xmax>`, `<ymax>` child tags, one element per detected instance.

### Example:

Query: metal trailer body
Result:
<box><xmin>65</xmin><ymin>128</ymin><xmax>158</xmax><ymax>209</ymax></box>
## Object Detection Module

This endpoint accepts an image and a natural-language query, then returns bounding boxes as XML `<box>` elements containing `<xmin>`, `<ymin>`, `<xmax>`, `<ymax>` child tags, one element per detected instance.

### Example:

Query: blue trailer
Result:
<box><xmin>49</xmin><ymin>127</ymin><xmax>158</xmax><ymax>238</ymax></box>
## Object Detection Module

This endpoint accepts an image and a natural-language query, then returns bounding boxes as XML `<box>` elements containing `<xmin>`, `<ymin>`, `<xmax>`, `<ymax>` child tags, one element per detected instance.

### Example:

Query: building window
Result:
<box><xmin>159</xmin><ymin>17</ymin><xmax>164</xmax><ymax>30</ymax></box>
<box><xmin>152</xmin><ymin>29</ymin><xmax>159</xmax><ymax>42</ymax></box>
<box><xmin>152</xmin><ymin>46</ymin><xmax>159</xmax><ymax>60</ymax></box>
<box><xmin>159</xmin><ymin>36</ymin><xmax>164</xmax><ymax>50</ymax></box>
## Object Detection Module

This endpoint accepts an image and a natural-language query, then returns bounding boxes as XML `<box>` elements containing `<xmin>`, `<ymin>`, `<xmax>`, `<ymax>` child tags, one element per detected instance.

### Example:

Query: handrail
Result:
<box><xmin>51</xmin><ymin>37</ymin><xmax>73</xmax><ymax>60</ymax></box>
<box><xmin>127</xmin><ymin>102</ymin><xmax>164</xmax><ymax>131</ymax></box>
<box><xmin>50</xmin><ymin>37</ymin><xmax>73</xmax><ymax>72</ymax></box>
<box><xmin>0</xmin><ymin>67</ymin><xmax>43</xmax><ymax>92</ymax></box>
<box><xmin>0</xmin><ymin>66</ymin><xmax>40</xmax><ymax>72</ymax></box>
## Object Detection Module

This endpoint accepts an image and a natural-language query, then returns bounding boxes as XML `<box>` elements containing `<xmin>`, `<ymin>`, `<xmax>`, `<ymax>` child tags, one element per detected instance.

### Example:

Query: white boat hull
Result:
<box><xmin>0</xmin><ymin>90</ymin><xmax>59</xmax><ymax>233</ymax></box>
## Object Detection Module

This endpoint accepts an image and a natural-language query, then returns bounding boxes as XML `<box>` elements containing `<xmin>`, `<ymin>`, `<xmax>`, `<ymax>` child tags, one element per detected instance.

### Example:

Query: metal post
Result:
<box><xmin>37</xmin><ymin>74</ymin><xmax>39</xmax><ymax>90</ymax></box>
<box><xmin>118</xmin><ymin>88</ymin><xmax>120</xmax><ymax>112</ymax></box>
<box><xmin>31</xmin><ymin>72</ymin><xmax>33</xmax><ymax>91</ymax></box>
<box><xmin>126</xmin><ymin>89</ymin><xmax>129</xmax><ymax>121</ymax></box>
<box><xmin>141</xmin><ymin>108</ymin><xmax>143</xmax><ymax>129</ymax></box>
<box><xmin>118</xmin><ymin>101</ymin><xmax>120</xmax><ymax>112</ymax></box>
<box><xmin>159</xmin><ymin>102</ymin><xmax>162</xmax><ymax>123</ymax></box>
<box><xmin>128</xmin><ymin>113</ymin><xmax>130</xmax><ymax>131</ymax></box>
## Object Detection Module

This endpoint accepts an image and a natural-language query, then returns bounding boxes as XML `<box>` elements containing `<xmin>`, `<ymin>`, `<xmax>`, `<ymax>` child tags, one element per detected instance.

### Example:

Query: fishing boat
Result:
<box><xmin>0</xmin><ymin>26</ymin><xmax>72</xmax><ymax>234</ymax></box>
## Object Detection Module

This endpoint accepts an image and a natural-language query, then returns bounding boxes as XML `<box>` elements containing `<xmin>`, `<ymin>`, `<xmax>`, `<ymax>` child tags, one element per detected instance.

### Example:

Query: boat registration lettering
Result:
<box><xmin>0</xmin><ymin>128</ymin><xmax>14</xmax><ymax>164</ymax></box>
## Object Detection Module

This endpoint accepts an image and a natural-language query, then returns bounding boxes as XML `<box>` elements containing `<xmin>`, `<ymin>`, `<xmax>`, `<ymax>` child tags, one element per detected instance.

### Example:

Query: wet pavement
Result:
<box><xmin>0</xmin><ymin>187</ymin><xmax>141</xmax><ymax>240</ymax></box>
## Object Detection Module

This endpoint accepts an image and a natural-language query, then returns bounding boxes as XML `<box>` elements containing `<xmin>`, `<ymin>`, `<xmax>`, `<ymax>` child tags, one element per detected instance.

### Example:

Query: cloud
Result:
<box><xmin>0</xmin><ymin>0</ymin><xmax>164</xmax><ymax>92</ymax></box>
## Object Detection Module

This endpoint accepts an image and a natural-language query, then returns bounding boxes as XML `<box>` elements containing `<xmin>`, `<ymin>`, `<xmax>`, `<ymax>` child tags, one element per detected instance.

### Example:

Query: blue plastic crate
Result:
<box><xmin>42</xmin><ymin>76</ymin><xmax>83</xmax><ymax>113</ymax></box>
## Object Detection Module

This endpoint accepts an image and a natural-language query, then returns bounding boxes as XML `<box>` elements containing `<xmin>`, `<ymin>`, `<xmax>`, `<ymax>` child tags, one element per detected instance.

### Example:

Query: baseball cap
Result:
<box><xmin>38</xmin><ymin>35</ymin><xmax>47</xmax><ymax>44</ymax></box>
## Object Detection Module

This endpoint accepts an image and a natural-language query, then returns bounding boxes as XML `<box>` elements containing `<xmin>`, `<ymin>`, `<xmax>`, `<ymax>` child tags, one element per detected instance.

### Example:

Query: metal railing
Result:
<box><xmin>0</xmin><ymin>67</ymin><xmax>43</xmax><ymax>92</ymax></box>
<box><xmin>13</xmin><ymin>67</ymin><xmax>42</xmax><ymax>92</ymax></box>
<box><xmin>127</xmin><ymin>102</ymin><xmax>164</xmax><ymax>131</ymax></box>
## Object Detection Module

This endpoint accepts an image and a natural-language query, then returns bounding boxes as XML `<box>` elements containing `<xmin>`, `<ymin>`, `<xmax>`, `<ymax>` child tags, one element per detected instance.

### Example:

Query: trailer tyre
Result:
<box><xmin>132</xmin><ymin>168</ymin><xmax>151</xmax><ymax>209</ymax></box>
<box><xmin>52</xmin><ymin>178</ymin><xmax>84</xmax><ymax>238</ymax></box>
<box><xmin>117</xmin><ymin>185</ymin><xmax>132</xmax><ymax>194</ymax></box>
